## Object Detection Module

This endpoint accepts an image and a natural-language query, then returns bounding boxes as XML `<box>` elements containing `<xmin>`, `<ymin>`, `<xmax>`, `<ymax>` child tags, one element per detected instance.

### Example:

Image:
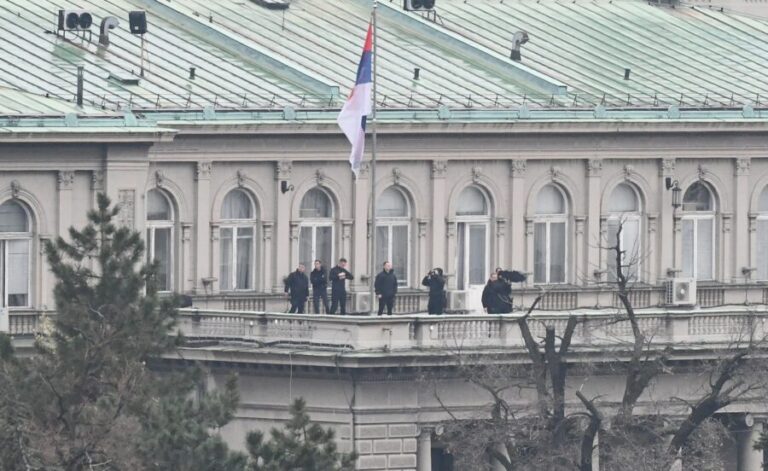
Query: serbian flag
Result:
<box><xmin>337</xmin><ymin>24</ymin><xmax>373</xmax><ymax>178</ymax></box>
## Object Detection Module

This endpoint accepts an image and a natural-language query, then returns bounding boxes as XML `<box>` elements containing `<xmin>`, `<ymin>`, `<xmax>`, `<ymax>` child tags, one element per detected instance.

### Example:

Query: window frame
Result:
<box><xmin>605</xmin><ymin>184</ymin><xmax>643</xmax><ymax>282</ymax></box>
<box><xmin>533</xmin><ymin>184</ymin><xmax>568</xmax><ymax>285</ymax></box>
<box><xmin>146</xmin><ymin>189</ymin><xmax>175</xmax><ymax>293</ymax></box>
<box><xmin>0</xmin><ymin>200</ymin><xmax>32</xmax><ymax>309</ymax></box>
<box><xmin>680</xmin><ymin>183</ymin><xmax>717</xmax><ymax>281</ymax></box>
<box><xmin>299</xmin><ymin>188</ymin><xmax>335</xmax><ymax>269</ymax></box>
<box><xmin>376</xmin><ymin>187</ymin><xmax>411</xmax><ymax>286</ymax></box>
<box><xmin>219</xmin><ymin>189</ymin><xmax>257</xmax><ymax>291</ymax></box>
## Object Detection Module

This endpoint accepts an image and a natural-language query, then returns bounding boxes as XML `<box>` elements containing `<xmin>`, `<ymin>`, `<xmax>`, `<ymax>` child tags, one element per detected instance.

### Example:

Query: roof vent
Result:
<box><xmin>510</xmin><ymin>31</ymin><xmax>529</xmax><ymax>61</ymax></box>
<box><xmin>109</xmin><ymin>71</ymin><xmax>140</xmax><ymax>86</ymax></box>
<box><xmin>249</xmin><ymin>0</ymin><xmax>289</xmax><ymax>10</ymax></box>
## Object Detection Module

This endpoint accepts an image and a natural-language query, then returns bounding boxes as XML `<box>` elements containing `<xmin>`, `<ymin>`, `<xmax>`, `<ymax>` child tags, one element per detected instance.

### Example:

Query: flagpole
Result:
<box><xmin>369</xmin><ymin>0</ymin><xmax>378</xmax><ymax>316</ymax></box>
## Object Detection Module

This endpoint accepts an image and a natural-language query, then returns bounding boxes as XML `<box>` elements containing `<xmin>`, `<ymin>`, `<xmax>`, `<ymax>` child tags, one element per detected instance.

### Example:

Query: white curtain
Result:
<box><xmin>758</xmin><ymin>220</ymin><xmax>768</xmax><ymax>280</ymax></box>
<box><xmin>7</xmin><ymin>240</ymin><xmax>29</xmax><ymax>307</ymax></box>
<box><xmin>220</xmin><ymin>228</ymin><xmax>233</xmax><ymax>290</ymax></box>
<box><xmin>236</xmin><ymin>227</ymin><xmax>253</xmax><ymax>289</ymax></box>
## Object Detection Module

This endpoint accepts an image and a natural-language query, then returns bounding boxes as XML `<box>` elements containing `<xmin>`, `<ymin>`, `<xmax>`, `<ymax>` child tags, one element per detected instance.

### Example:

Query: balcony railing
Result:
<box><xmin>175</xmin><ymin>305</ymin><xmax>768</xmax><ymax>353</ymax></box>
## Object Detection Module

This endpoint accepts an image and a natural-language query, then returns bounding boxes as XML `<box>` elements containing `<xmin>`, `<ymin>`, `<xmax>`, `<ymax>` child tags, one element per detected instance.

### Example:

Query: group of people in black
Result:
<box><xmin>284</xmin><ymin>260</ymin><xmax>524</xmax><ymax>316</ymax></box>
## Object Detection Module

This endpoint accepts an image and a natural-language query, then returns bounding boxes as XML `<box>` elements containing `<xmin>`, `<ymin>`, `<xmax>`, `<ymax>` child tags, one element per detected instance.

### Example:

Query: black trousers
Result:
<box><xmin>427</xmin><ymin>294</ymin><xmax>445</xmax><ymax>315</ymax></box>
<box><xmin>377</xmin><ymin>296</ymin><xmax>395</xmax><ymax>316</ymax></box>
<box><xmin>330</xmin><ymin>290</ymin><xmax>347</xmax><ymax>315</ymax></box>
<box><xmin>289</xmin><ymin>298</ymin><xmax>306</xmax><ymax>314</ymax></box>
<box><xmin>312</xmin><ymin>287</ymin><xmax>329</xmax><ymax>314</ymax></box>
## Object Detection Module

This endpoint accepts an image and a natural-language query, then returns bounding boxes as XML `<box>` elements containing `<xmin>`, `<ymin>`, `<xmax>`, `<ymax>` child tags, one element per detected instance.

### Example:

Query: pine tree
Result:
<box><xmin>0</xmin><ymin>193</ymin><xmax>244</xmax><ymax>470</ymax></box>
<box><xmin>246</xmin><ymin>397</ymin><xmax>357</xmax><ymax>471</ymax></box>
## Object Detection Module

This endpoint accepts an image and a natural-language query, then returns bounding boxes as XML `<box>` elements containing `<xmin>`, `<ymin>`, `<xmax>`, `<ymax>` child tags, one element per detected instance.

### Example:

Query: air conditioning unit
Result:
<box><xmin>58</xmin><ymin>9</ymin><xmax>94</xmax><ymax>31</ymax></box>
<box><xmin>447</xmin><ymin>290</ymin><xmax>466</xmax><ymax>310</ymax></box>
<box><xmin>404</xmin><ymin>0</ymin><xmax>436</xmax><ymax>11</ymax></box>
<box><xmin>665</xmin><ymin>278</ymin><xmax>696</xmax><ymax>306</ymax></box>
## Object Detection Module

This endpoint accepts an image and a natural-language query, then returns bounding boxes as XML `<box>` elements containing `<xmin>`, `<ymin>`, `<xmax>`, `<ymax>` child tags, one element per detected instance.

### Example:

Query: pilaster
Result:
<box><xmin>57</xmin><ymin>171</ymin><xmax>74</xmax><ymax>237</ymax></box>
<box><xmin>352</xmin><ymin>164</ymin><xmax>370</xmax><ymax>290</ymax></box>
<box><xmin>510</xmin><ymin>160</ymin><xmax>526</xmax><ymax>268</ymax></box>
<box><xmin>734</xmin><ymin>158</ymin><xmax>751</xmax><ymax>282</ymax></box>
<box><xmin>660</xmin><ymin>158</ymin><xmax>676</xmax><ymax>279</ymax></box>
<box><xmin>586</xmin><ymin>159</ymin><xmax>602</xmax><ymax>285</ymax></box>
<box><xmin>195</xmin><ymin>161</ymin><xmax>212</xmax><ymax>294</ymax></box>
<box><xmin>274</xmin><ymin>161</ymin><xmax>292</xmax><ymax>292</ymax></box>
<box><xmin>431</xmin><ymin>160</ymin><xmax>447</xmax><ymax>272</ymax></box>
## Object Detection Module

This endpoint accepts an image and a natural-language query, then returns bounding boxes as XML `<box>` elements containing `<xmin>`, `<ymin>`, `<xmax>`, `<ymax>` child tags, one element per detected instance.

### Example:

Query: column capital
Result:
<box><xmin>91</xmin><ymin>170</ymin><xmax>104</xmax><ymax>191</ymax></box>
<box><xmin>431</xmin><ymin>160</ymin><xmax>447</xmax><ymax>179</ymax></box>
<box><xmin>510</xmin><ymin>159</ymin><xmax>527</xmax><ymax>178</ymax></box>
<box><xmin>275</xmin><ymin>161</ymin><xmax>293</xmax><ymax>180</ymax></box>
<box><xmin>659</xmin><ymin>158</ymin><xmax>676</xmax><ymax>177</ymax></box>
<box><xmin>735</xmin><ymin>157</ymin><xmax>751</xmax><ymax>176</ymax></box>
<box><xmin>58</xmin><ymin>170</ymin><xmax>75</xmax><ymax>190</ymax></box>
<box><xmin>195</xmin><ymin>161</ymin><xmax>212</xmax><ymax>181</ymax></box>
<box><xmin>586</xmin><ymin>159</ymin><xmax>602</xmax><ymax>177</ymax></box>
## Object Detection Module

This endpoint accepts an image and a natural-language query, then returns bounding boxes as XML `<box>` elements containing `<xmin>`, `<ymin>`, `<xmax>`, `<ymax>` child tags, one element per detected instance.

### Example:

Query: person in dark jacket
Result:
<box><xmin>481</xmin><ymin>272</ymin><xmax>498</xmax><ymax>314</ymax></box>
<box><xmin>284</xmin><ymin>264</ymin><xmax>309</xmax><ymax>313</ymax></box>
<box><xmin>375</xmin><ymin>261</ymin><xmax>398</xmax><ymax>316</ymax></box>
<box><xmin>329</xmin><ymin>258</ymin><xmax>354</xmax><ymax>315</ymax></box>
<box><xmin>422</xmin><ymin>267</ymin><xmax>446</xmax><ymax>315</ymax></box>
<box><xmin>310</xmin><ymin>259</ymin><xmax>329</xmax><ymax>314</ymax></box>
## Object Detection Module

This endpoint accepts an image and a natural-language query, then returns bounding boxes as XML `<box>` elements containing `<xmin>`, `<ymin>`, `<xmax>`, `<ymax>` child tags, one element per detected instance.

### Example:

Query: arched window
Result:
<box><xmin>681</xmin><ymin>182</ymin><xmax>716</xmax><ymax>280</ymax></box>
<box><xmin>299</xmin><ymin>188</ymin><xmax>334</xmax><ymax>270</ymax></box>
<box><xmin>456</xmin><ymin>186</ymin><xmax>490</xmax><ymax>289</ymax></box>
<box><xmin>0</xmin><ymin>200</ymin><xmax>31</xmax><ymax>307</ymax></box>
<box><xmin>220</xmin><ymin>189</ymin><xmax>256</xmax><ymax>290</ymax></box>
<box><xmin>756</xmin><ymin>186</ymin><xmax>768</xmax><ymax>280</ymax></box>
<box><xmin>376</xmin><ymin>187</ymin><xmax>409</xmax><ymax>286</ymax></box>
<box><xmin>146</xmin><ymin>189</ymin><xmax>174</xmax><ymax>292</ymax></box>
<box><xmin>534</xmin><ymin>184</ymin><xmax>567</xmax><ymax>284</ymax></box>
<box><xmin>605</xmin><ymin>184</ymin><xmax>641</xmax><ymax>282</ymax></box>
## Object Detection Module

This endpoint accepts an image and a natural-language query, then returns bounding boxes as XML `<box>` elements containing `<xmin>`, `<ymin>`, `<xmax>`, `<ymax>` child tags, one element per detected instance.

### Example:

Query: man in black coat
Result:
<box><xmin>375</xmin><ymin>261</ymin><xmax>398</xmax><ymax>316</ymax></box>
<box><xmin>310</xmin><ymin>259</ymin><xmax>329</xmax><ymax>314</ymax></box>
<box><xmin>328</xmin><ymin>258</ymin><xmax>354</xmax><ymax>315</ymax></box>
<box><xmin>284</xmin><ymin>264</ymin><xmax>309</xmax><ymax>313</ymax></box>
<box><xmin>422</xmin><ymin>267</ymin><xmax>446</xmax><ymax>315</ymax></box>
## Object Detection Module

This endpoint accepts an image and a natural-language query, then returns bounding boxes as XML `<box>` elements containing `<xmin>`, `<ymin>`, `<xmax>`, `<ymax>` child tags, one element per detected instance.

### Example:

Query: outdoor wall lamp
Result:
<box><xmin>280</xmin><ymin>180</ymin><xmax>294</xmax><ymax>194</ymax></box>
<box><xmin>665</xmin><ymin>177</ymin><xmax>682</xmax><ymax>209</ymax></box>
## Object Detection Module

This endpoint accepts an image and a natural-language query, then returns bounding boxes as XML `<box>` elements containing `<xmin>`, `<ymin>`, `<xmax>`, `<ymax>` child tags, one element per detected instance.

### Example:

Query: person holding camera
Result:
<box><xmin>422</xmin><ymin>267</ymin><xmax>446</xmax><ymax>315</ymax></box>
<box><xmin>374</xmin><ymin>261</ymin><xmax>398</xmax><ymax>316</ymax></box>
<box><xmin>329</xmin><ymin>258</ymin><xmax>354</xmax><ymax>315</ymax></box>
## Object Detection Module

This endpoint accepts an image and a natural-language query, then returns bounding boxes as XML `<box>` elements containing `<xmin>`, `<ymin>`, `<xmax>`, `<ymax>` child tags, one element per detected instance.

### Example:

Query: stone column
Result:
<box><xmin>431</xmin><ymin>161</ymin><xmax>447</xmax><ymax>271</ymax></box>
<box><xmin>209</xmin><ymin>225</ymin><xmax>221</xmax><ymax>294</ymax></box>
<box><xmin>524</xmin><ymin>217</ymin><xmax>535</xmax><ymax>287</ymax></box>
<box><xmin>57</xmin><ymin>171</ymin><xmax>74</xmax><ymax>238</ymax></box>
<box><xmin>181</xmin><ymin>223</ymin><xmax>193</xmax><ymax>293</ymax></box>
<box><xmin>722</xmin><ymin>212</ymin><xmax>733</xmax><ymax>282</ymax></box>
<box><xmin>352</xmin><ymin>164</ymin><xmax>370</xmax><ymax>291</ymax></box>
<box><xmin>341</xmin><ymin>220</ymin><xmax>353</xmax><ymax>266</ymax></box>
<box><xmin>496</xmin><ymin>218</ymin><xmax>507</xmax><ymax>270</ymax></box>
<box><xmin>734</xmin><ymin>158</ymin><xmax>751</xmax><ymax>282</ymax></box>
<box><xmin>510</xmin><ymin>160</ymin><xmax>526</xmax><ymax>268</ymax></box>
<box><xmin>574</xmin><ymin>216</ymin><xmax>586</xmax><ymax>284</ymax></box>
<box><xmin>659</xmin><ymin>159</ymin><xmax>676</xmax><ymax>280</ymax></box>
<box><xmin>262</xmin><ymin>222</ymin><xmax>274</xmax><ymax>292</ymax></box>
<box><xmin>417</xmin><ymin>427</ymin><xmax>432</xmax><ymax>471</ymax></box>
<box><xmin>289</xmin><ymin>221</ymin><xmax>300</xmax><ymax>270</ymax></box>
<box><xmin>646</xmin><ymin>214</ymin><xmax>659</xmax><ymax>285</ymax></box>
<box><xmin>586</xmin><ymin>159</ymin><xmax>602</xmax><ymax>285</ymax></box>
<box><xmin>445</xmin><ymin>219</ymin><xmax>457</xmax><ymax>289</ymax></box>
<box><xmin>274</xmin><ymin>162</ymin><xmax>292</xmax><ymax>292</ymax></box>
<box><xmin>195</xmin><ymin>161</ymin><xmax>212</xmax><ymax>294</ymax></box>
<box><xmin>738</xmin><ymin>420</ymin><xmax>763</xmax><ymax>471</ymax></box>
<box><xmin>418</xmin><ymin>219</ymin><xmax>428</xmax><ymax>289</ymax></box>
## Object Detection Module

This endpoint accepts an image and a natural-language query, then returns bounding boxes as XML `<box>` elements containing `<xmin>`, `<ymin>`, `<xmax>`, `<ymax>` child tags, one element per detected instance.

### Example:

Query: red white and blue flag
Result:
<box><xmin>337</xmin><ymin>24</ymin><xmax>373</xmax><ymax>178</ymax></box>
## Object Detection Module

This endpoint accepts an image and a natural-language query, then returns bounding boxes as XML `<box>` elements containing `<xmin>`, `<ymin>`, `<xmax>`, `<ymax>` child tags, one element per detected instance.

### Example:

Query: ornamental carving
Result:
<box><xmin>510</xmin><ymin>160</ymin><xmax>526</xmax><ymax>178</ymax></box>
<box><xmin>275</xmin><ymin>161</ymin><xmax>292</xmax><ymax>180</ymax></box>
<box><xmin>697</xmin><ymin>164</ymin><xmax>709</xmax><ymax>180</ymax></box>
<box><xmin>735</xmin><ymin>158</ymin><xmax>751</xmax><ymax>176</ymax></box>
<box><xmin>550</xmin><ymin>165</ymin><xmax>562</xmax><ymax>181</ymax></box>
<box><xmin>471</xmin><ymin>166</ymin><xmax>482</xmax><ymax>183</ymax></box>
<box><xmin>290</xmin><ymin>222</ymin><xmax>300</xmax><ymax>240</ymax></box>
<box><xmin>117</xmin><ymin>189</ymin><xmax>135</xmax><ymax>228</ymax></box>
<box><xmin>659</xmin><ymin>158</ymin><xmax>675</xmax><ymax>177</ymax></box>
<box><xmin>431</xmin><ymin>161</ymin><xmax>447</xmax><ymax>179</ymax></box>
<box><xmin>418</xmin><ymin>220</ymin><xmax>428</xmax><ymax>238</ymax></box>
<box><xmin>210</xmin><ymin>225</ymin><xmax>220</xmax><ymax>242</ymax></box>
<box><xmin>722</xmin><ymin>213</ymin><xmax>732</xmax><ymax>233</ymax></box>
<box><xmin>10</xmin><ymin>180</ymin><xmax>21</xmax><ymax>199</ymax></box>
<box><xmin>155</xmin><ymin>170</ymin><xmax>166</xmax><ymax>188</ymax></box>
<box><xmin>196</xmin><ymin>161</ymin><xmax>212</xmax><ymax>180</ymax></box>
<box><xmin>673</xmin><ymin>216</ymin><xmax>682</xmax><ymax>232</ymax></box>
<box><xmin>496</xmin><ymin>218</ymin><xmax>506</xmax><ymax>238</ymax></box>
<box><xmin>525</xmin><ymin>218</ymin><xmax>534</xmax><ymax>236</ymax></box>
<box><xmin>749</xmin><ymin>214</ymin><xmax>758</xmax><ymax>233</ymax></box>
<box><xmin>342</xmin><ymin>221</ymin><xmax>353</xmax><ymax>240</ymax></box>
<box><xmin>315</xmin><ymin>169</ymin><xmax>326</xmax><ymax>184</ymax></box>
<box><xmin>446</xmin><ymin>219</ymin><xmax>456</xmax><ymax>239</ymax></box>
<box><xmin>392</xmin><ymin>167</ymin><xmax>402</xmax><ymax>185</ymax></box>
<box><xmin>182</xmin><ymin>225</ymin><xmax>192</xmax><ymax>242</ymax></box>
<box><xmin>575</xmin><ymin>216</ymin><xmax>586</xmax><ymax>235</ymax></box>
<box><xmin>358</xmin><ymin>162</ymin><xmax>371</xmax><ymax>179</ymax></box>
<box><xmin>236</xmin><ymin>169</ymin><xmax>246</xmax><ymax>187</ymax></box>
<box><xmin>91</xmin><ymin>171</ymin><xmax>104</xmax><ymax>191</ymax></box>
<box><xmin>647</xmin><ymin>215</ymin><xmax>658</xmax><ymax>233</ymax></box>
<box><xmin>262</xmin><ymin>224</ymin><xmax>273</xmax><ymax>241</ymax></box>
<box><xmin>623</xmin><ymin>165</ymin><xmax>635</xmax><ymax>181</ymax></box>
<box><xmin>58</xmin><ymin>171</ymin><xmax>74</xmax><ymax>190</ymax></box>
<box><xmin>586</xmin><ymin>159</ymin><xmax>602</xmax><ymax>177</ymax></box>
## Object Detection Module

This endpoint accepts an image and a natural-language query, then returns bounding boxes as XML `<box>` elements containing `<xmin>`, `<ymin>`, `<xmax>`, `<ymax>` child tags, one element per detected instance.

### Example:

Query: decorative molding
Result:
<box><xmin>574</xmin><ymin>216</ymin><xmax>586</xmax><ymax>235</ymax></box>
<box><xmin>623</xmin><ymin>165</ymin><xmax>635</xmax><ymax>181</ymax></box>
<box><xmin>673</xmin><ymin>215</ymin><xmax>682</xmax><ymax>232</ymax></box>
<box><xmin>586</xmin><ymin>159</ymin><xmax>602</xmax><ymax>177</ymax></box>
<box><xmin>471</xmin><ymin>166</ymin><xmax>482</xmax><ymax>183</ymax></box>
<box><xmin>358</xmin><ymin>162</ymin><xmax>370</xmax><ymax>179</ymax></box>
<box><xmin>431</xmin><ymin>160</ymin><xmax>447</xmax><ymax>179</ymax></box>
<box><xmin>91</xmin><ymin>171</ymin><xmax>104</xmax><ymax>191</ymax></box>
<box><xmin>196</xmin><ymin>161</ymin><xmax>212</xmax><ymax>181</ymax></box>
<box><xmin>236</xmin><ymin>169</ymin><xmax>246</xmax><ymax>187</ymax></box>
<box><xmin>10</xmin><ymin>180</ymin><xmax>21</xmax><ymax>199</ymax></box>
<box><xmin>749</xmin><ymin>213</ymin><xmax>758</xmax><ymax>233</ymax></box>
<box><xmin>289</xmin><ymin>222</ymin><xmax>300</xmax><ymax>240</ymax></box>
<box><xmin>445</xmin><ymin>219</ymin><xmax>456</xmax><ymax>239</ymax></box>
<box><xmin>275</xmin><ymin>161</ymin><xmax>293</xmax><ymax>180</ymax></box>
<box><xmin>342</xmin><ymin>220</ymin><xmax>353</xmax><ymax>240</ymax></box>
<box><xmin>367</xmin><ymin>220</ymin><xmax>373</xmax><ymax>239</ymax></box>
<box><xmin>57</xmin><ymin>171</ymin><xmax>75</xmax><ymax>190</ymax></box>
<box><xmin>722</xmin><ymin>213</ymin><xmax>733</xmax><ymax>233</ymax></box>
<box><xmin>496</xmin><ymin>218</ymin><xmax>507</xmax><ymax>238</ymax></box>
<box><xmin>392</xmin><ymin>167</ymin><xmax>402</xmax><ymax>185</ymax></box>
<box><xmin>315</xmin><ymin>169</ymin><xmax>326</xmax><ymax>184</ymax></box>
<box><xmin>155</xmin><ymin>170</ymin><xmax>166</xmax><ymax>188</ymax></box>
<box><xmin>418</xmin><ymin>219</ymin><xmax>428</xmax><ymax>238</ymax></box>
<box><xmin>647</xmin><ymin>214</ymin><xmax>658</xmax><ymax>233</ymax></box>
<box><xmin>210</xmin><ymin>225</ymin><xmax>220</xmax><ymax>242</ymax></box>
<box><xmin>510</xmin><ymin>160</ymin><xmax>526</xmax><ymax>178</ymax></box>
<box><xmin>735</xmin><ymin>158</ymin><xmax>751</xmax><ymax>176</ymax></box>
<box><xmin>659</xmin><ymin>158</ymin><xmax>675</xmax><ymax>177</ymax></box>
<box><xmin>117</xmin><ymin>189</ymin><xmax>135</xmax><ymax>228</ymax></box>
<box><xmin>181</xmin><ymin>224</ymin><xmax>192</xmax><ymax>242</ymax></box>
<box><xmin>697</xmin><ymin>164</ymin><xmax>709</xmax><ymax>180</ymax></box>
<box><xmin>525</xmin><ymin>217</ymin><xmax>534</xmax><ymax>236</ymax></box>
<box><xmin>262</xmin><ymin>224</ymin><xmax>273</xmax><ymax>241</ymax></box>
<box><xmin>549</xmin><ymin>165</ymin><xmax>562</xmax><ymax>181</ymax></box>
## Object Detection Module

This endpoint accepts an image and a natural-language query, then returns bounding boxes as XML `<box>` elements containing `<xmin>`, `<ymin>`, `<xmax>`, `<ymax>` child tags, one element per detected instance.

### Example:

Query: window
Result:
<box><xmin>299</xmin><ymin>188</ymin><xmax>334</xmax><ymax>269</ymax></box>
<box><xmin>376</xmin><ymin>187</ymin><xmax>409</xmax><ymax>286</ymax></box>
<box><xmin>146</xmin><ymin>189</ymin><xmax>174</xmax><ymax>292</ymax></box>
<box><xmin>605</xmin><ymin>184</ymin><xmax>641</xmax><ymax>282</ymax></box>
<box><xmin>681</xmin><ymin>182</ymin><xmax>715</xmax><ymax>280</ymax></box>
<box><xmin>220</xmin><ymin>189</ymin><xmax>256</xmax><ymax>290</ymax></box>
<box><xmin>0</xmin><ymin>200</ymin><xmax>31</xmax><ymax>307</ymax></box>
<box><xmin>756</xmin><ymin>186</ymin><xmax>768</xmax><ymax>280</ymax></box>
<box><xmin>534</xmin><ymin>184</ymin><xmax>567</xmax><ymax>284</ymax></box>
<box><xmin>456</xmin><ymin>186</ymin><xmax>489</xmax><ymax>289</ymax></box>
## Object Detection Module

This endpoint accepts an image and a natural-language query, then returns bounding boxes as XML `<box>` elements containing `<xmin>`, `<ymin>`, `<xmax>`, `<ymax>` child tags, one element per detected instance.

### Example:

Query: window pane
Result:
<box><xmin>457</xmin><ymin>223</ymin><xmax>466</xmax><ymax>289</ymax></box>
<box><xmin>624</xmin><ymin>219</ymin><xmax>640</xmax><ymax>281</ymax></box>
<box><xmin>316</xmin><ymin>226</ymin><xmax>333</xmax><ymax>270</ymax></box>
<box><xmin>606</xmin><ymin>220</ymin><xmax>619</xmax><ymax>282</ymax></box>
<box><xmin>222</xmin><ymin>190</ymin><xmax>253</xmax><ymax>219</ymax></box>
<box><xmin>549</xmin><ymin>222</ymin><xmax>566</xmax><ymax>283</ymax></box>
<box><xmin>536</xmin><ymin>185</ymin><xmax>565</xmax><ymax>215</ymax></box>
<box><xmin>7</xmin><ymin>240</ymin><xmax>29</xmax><ymax>307</ymax></box>
<box><xmin>534</xmin><ymin>222</ymin><xmax>547</xmax><ymax>283</ymax></box>
<box><xmin>0</xmin><ymin>201</ymin><xmax>28</xmax><ymax>232</ymax></box>
<box><xmin>147</xmin><ymin>190</ymin><xmax>172</xmax><ymax>221</ymax></box>
<box><xmin>683</xmin><ymin>182</ymin><xmax>712</xmax><ymax>212</ymax></box>
<box><xmin>376</xmin><ymin>226</ymin><xmax>389</xmax><ymax>271</ymax></box>
<box><xmin>468</xmin><ymin>225</ymin><xmax>486</xmax><ymax>285</ymax></box>
<box><xmin>220</xmin><ymin>228</ymin><xmax>233</xmax><ymax>290</ymax></box>
<box><xmin>758</xmin><ymin>220</ymin><xmax>768</xmax><ymax>280</ymax></box>
<box><xmin>697</xmin><ymin>218</ymin><xmax>713</xmax><ymax>280</ymax></box>
<box><xmin>608</xmin><ymin>184</ymin><xmax>638</xmax><ymax>213</ymax></box>
<box><xmin>153</xmin><ymin>228</ymin><xmax>172</xmax><ymax>291</ymax></box>
<box><xmin>236</xmin><ymin>228</ymin><xmax>253</xmax><ymax>289</ymax></box>
<box><xmin>299</xmin><ymin>226</ymin><xmax>313</xmax><ymax>269</ymax></box>
<box><xmin>760</xmin><ymin>187</ymin><xmax>768</xmax><ymax>212</ymax></box>
<box><xmin>392</xmin><ymin>225</ymin><xmax>408</xmax><ymax>285</ymax></box>
<box><xmin>300</xmin><ymin>189</ymin><xmax>332</xmax><ymax>218</ymax></box>
<box><xmin>457</xmin><ymin>187</ymin><xmax>488</xmax><ymax>216</ymax></box>
<box><xmin>377</xmin><ymin>188</ymin><xmax>408</xmax><ymax>218</ymax></box>
<box><xmin>681</xmin><ymin>220</ymin><xmax>694</xmax><ymax>278</ymax></box>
